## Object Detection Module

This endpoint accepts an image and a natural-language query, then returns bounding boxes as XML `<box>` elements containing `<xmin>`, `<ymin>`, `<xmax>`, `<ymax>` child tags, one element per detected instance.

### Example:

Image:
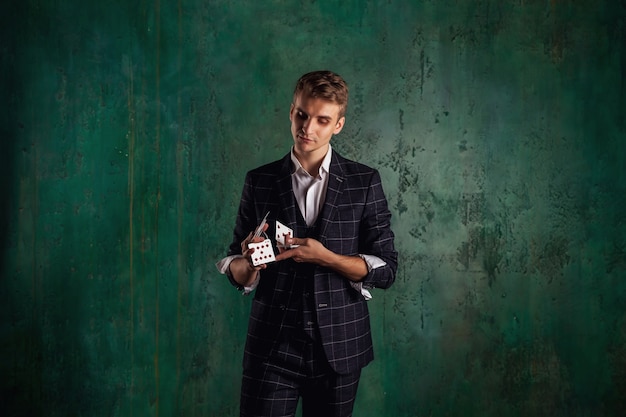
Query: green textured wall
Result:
<box><xmin>2</xmin><ymin>1</ymin><xmax>625</xmax><ymax>416</ymax></box>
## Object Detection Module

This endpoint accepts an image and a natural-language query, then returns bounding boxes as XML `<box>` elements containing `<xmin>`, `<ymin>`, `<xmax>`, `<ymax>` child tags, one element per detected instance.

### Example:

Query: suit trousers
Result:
<box><xmin>240</xmin><ymin>324</ymin><xmax>362</xmax><ymax>417</ymax></box>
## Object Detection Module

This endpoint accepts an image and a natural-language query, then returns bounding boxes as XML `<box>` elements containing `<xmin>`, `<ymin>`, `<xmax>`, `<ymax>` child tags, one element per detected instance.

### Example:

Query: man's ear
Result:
<box><xmin>333</xmin><ymin>116</ymin><xmax>345</xmax><ymax>135</ymax></box>
<box><xmin>289</xmin><ymin>103</ymin><xmax>295</xmax><ymax>121</ymax></box>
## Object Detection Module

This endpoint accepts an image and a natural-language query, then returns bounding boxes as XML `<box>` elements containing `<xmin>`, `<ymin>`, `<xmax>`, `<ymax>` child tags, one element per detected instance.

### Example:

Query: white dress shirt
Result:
<box><xmin>290</xmin><ymin>144</ymin><xmax>331</xmax><ymax>227</ymax></box>
<box><xmin>216</xmin><ymin>144</ymin><xmax>385</xmax><ymax>299</ymax></box>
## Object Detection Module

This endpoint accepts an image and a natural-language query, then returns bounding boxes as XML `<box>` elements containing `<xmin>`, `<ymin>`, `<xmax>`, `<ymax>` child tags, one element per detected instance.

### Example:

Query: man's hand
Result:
<box><xmin>240</xmin><ymin>224</ymin><xmax>271</xmax><ymax>267</ymax></box>
<box><xmin>229</xmin><ymin>224</ymin><xmax>269</xmax><ymax>287</ymax></box>
<box><xmin>275</xmin><ymin>237</ymin><xmax>329</xmax><ymax>264</ymax></box>
<box><xmin>275</xmin><ymin>237</ymin><xmax>369</xmax><ymax>282</ymax></box>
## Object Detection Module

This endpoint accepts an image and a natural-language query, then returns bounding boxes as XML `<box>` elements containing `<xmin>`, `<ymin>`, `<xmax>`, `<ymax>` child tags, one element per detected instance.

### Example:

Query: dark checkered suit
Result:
<box><xmin>226</xmin><ymin>150</ymin><xmax>397</xmax><ymax>415</ymax></box>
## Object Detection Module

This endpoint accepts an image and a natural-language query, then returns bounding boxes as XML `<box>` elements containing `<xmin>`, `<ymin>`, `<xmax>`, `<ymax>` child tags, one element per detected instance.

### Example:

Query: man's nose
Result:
<box><xmin>302</xmin><ymin>119</ymin><xmax>313</xmax><ymax>135</ymax></box>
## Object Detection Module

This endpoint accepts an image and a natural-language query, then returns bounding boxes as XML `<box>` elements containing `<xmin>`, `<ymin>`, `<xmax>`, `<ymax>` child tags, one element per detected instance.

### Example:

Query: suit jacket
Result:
<box><xmin>227</xmin><ymin>150</ymin><xmax>397</xmax><ymax>374</ymax></box>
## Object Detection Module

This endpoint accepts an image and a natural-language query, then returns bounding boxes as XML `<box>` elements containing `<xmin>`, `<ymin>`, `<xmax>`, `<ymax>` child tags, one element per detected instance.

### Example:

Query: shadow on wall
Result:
<box><xmin>0</xmin><ymin>2</ymin><xmax>18</xmax><ymax>277</ymax></box>
<box><xmin>0</xmin><ymin>2</ymin><xmax>35</xmax><ymax>414</ymax></box>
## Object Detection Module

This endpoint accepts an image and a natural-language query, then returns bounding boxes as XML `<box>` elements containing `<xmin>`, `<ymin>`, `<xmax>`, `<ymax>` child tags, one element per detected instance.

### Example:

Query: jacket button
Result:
<box><xmin>280</xmin><ymin>304</ymin><xmax>286</xmax><ymax>311</ymax></box>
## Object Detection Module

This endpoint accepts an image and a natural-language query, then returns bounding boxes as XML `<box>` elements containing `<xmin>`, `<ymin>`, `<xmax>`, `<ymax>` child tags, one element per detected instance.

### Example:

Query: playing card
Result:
<box><xmin>276</xmin><ymin>220</ymin><xmax>298</xmax><ymax>248</ymax></box>
<box><xmin>248</xmin><ymin>238</ymin><xmax>276</xmax><ymax>266</ymax></box>
<box><xmin>253</xmin><ymin>211</ymin><xmax>270</xmax><ymax>239</ymax></box>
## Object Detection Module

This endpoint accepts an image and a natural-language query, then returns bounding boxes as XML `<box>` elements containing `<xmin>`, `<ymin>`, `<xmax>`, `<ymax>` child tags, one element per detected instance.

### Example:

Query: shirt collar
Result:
<box><xmin>290</xmin><ymin>144</ymin><xmax>332</xmax><ymax>179</ymax></box>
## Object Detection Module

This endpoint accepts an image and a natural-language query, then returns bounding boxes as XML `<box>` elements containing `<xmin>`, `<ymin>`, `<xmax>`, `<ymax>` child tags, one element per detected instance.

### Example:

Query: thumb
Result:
<box><xmin>286</xmin><ymin>237</ymin><xmax>302</xmax><ymax>247</ymax></box>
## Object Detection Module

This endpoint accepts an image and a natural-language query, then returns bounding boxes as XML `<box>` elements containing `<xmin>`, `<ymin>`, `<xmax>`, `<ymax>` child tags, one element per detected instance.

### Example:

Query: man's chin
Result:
<box><xmin>294</xmin><ymin>142</ymin><xmax>314</xmax><ymax>153</ymax></box>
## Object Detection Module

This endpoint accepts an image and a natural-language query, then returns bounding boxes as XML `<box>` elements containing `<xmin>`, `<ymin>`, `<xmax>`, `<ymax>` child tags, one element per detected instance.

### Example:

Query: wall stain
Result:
<box><xmin>126</xmin><ymin>51</ymin><xmax>136</xmax><ymax>417</ymax></box>
<box><xmin>530</xmin><ymin>236</ymin><xmax>570</xmax><ymax>283</ymax></box>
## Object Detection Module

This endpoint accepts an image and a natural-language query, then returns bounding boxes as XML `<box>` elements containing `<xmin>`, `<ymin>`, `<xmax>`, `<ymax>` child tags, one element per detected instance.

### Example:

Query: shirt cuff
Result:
<box><xmin>359</xmin><ymin>254</ymin><xmax>387</xmax><ymax>270</ymax></box>
<box><xmin>215</xmin><ymin>255</ymin><xmax>260</xmax><ymax>294</ymax></box>
<box><xmin>351</xmin><ymin>254</ymin><xmax>387</xmax><ymax>300</ymax></box>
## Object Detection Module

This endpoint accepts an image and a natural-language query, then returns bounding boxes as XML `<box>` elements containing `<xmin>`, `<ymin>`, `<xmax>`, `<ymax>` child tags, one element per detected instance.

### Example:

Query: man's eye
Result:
<box><xmin>297</xmin><ymin>111</ymin><xmax>307</xmax><ymax>120</ymax></box>
<box><xmin>318</xmin><ymin>119</ymin><xmax>329</xmax><ymax>125</ymax></box>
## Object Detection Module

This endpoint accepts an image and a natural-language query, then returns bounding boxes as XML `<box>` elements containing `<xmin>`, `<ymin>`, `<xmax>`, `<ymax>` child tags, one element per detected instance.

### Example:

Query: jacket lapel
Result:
<box><xmin>317</xmin><ymin>152</ymin><xmax>345</xmax><ymax>243</ymax></box>
<box><xmin>276</xmin><ymin>154</ymin><xmax>298</xmax><ymax>229</ymax></box>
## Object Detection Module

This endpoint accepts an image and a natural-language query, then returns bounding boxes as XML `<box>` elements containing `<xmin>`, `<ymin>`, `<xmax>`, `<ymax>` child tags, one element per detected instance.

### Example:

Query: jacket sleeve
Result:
<box><xmin>227</xmin><ymin>171</ymin><xmax>257</xmax><ymax>257</ymax></box>
<box><xmin>218</xmin><ymin>171</ymin><xmax>259</xmax><ymax>291</ymax></box>
<box><xmin>358</xmin><ymin>169</ymin><xmax>398</xmax><ymax>290</ymax></box>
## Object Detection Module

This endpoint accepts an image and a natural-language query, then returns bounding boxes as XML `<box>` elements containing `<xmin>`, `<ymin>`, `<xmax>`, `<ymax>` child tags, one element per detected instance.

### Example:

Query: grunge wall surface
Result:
<box><xmin>2</xmin><ymin>1</ymin><xmax>625</xmax><ymax>416</ymax></box>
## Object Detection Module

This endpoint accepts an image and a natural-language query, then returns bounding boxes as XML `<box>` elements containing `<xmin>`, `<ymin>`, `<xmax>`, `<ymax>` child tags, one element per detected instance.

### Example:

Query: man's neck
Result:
<box><xmin>293</xmin><ymin>145</ymin><xmax>329</xmax><ymax>177</ymax></box>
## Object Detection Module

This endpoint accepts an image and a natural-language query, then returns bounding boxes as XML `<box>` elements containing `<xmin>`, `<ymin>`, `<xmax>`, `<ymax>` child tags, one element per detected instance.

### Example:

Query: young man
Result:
<box><xmin>217</xmin><ymin>70</ymin><xmax>397</xmax><ymax>417</ymax></box>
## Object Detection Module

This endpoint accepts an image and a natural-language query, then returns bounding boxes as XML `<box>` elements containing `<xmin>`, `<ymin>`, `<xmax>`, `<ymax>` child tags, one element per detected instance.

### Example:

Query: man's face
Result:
<box><xmin>289</xmin><ymin>92</ymin><xmax>345</xmax><ymax>160</ymax></box>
